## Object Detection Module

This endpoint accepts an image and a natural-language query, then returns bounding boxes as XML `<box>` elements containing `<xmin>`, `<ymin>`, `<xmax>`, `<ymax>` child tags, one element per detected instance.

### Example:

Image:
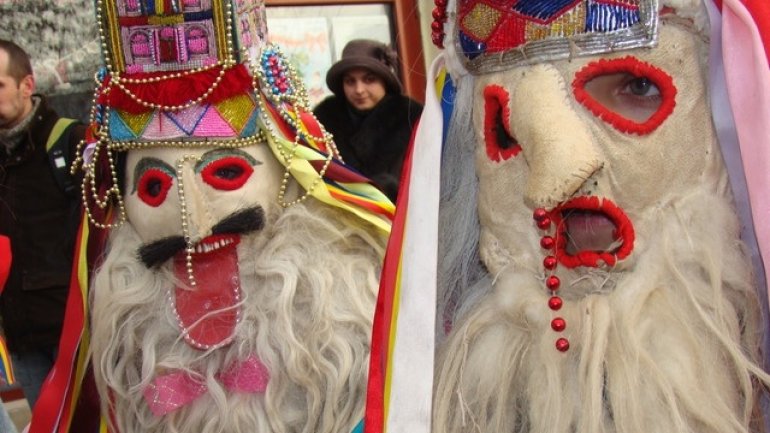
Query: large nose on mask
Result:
<box><xmin>177</xmin><ymin>159</ymin><xmax>215</xmax><ymax>242</ymax></box>
<box><xmin>509</xmin><ymin>64</ymin><xmax>603</xmax><ymax>209</ymax></box>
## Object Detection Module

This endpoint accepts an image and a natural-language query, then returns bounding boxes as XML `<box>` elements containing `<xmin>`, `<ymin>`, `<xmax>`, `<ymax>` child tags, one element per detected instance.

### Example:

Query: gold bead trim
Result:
<box><xmin>108</xmin><ymin>132</ymin><xmax>267</xmax><ymax>152</ymax></box>
<box><xmin>176</xmin><ymin>155</ymin><xmax>203</xmax><ymax>288</ymax></box>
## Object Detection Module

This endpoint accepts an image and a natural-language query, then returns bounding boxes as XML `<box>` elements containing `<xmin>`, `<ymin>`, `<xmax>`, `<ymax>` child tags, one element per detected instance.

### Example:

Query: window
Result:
<box><xmin>266</xmin><ymin>0</ymin><xmax>426</xmax><ymax>104</ymax></box>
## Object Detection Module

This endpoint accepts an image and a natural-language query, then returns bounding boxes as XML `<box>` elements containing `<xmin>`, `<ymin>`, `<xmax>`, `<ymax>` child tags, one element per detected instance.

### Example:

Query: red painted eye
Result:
<box><xmin>137</xmin><ymin>168</ymin><xmax>173</xmax><ymax>207</ymax></box>
<box><xmin>201</xmin><ymin>156</ymin><xmax>254</xmax><ymax>191</ymax></box>
<box><xmin>572</xmin><ymin>56</ymin><xmax>677</xmax><ymax>135</ymax></box>
<box><xmin>483</xmin><ymin>85</ymin><xmax>521</xmax><ymax>162</ymax></box>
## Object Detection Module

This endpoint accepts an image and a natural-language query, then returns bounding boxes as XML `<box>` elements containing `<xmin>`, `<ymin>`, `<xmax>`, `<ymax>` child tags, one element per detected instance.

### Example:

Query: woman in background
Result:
<box><xmin>314</xmin><ymin>39</ymin><xmax>422</xmax><ymax>202</ymax></box>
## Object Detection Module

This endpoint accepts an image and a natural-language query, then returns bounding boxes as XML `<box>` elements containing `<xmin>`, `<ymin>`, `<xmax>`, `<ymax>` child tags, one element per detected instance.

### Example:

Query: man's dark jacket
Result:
<box><xmin>314</xmin><ymin>93</ymin><xmax>422</xmax><ymax>201</ymax></box>
<box><xmin>0</xmin><ymin>97</ymin><xmax>84</xmax><ymax>352</ymax></box>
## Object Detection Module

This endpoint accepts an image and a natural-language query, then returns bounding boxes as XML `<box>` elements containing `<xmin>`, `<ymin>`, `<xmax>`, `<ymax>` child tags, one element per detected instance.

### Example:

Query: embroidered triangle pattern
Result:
<box><xmin>212</xmin><ymin>94</ymin><xmax>257</xmax><ymax>136</ymax></box>
<box><xmin>165</xmin><ymin>103</ymin><xmax>209</xmax><ymax>135</ymax></box>
<box><xmin>193</xmin><ymin>106</ymin><xmax>237</xmax><ymax>137</ymax></box>
<box><xmin>114</xmin><ymin>109</ymin><xmax>153</xmax><ymax>139</ymax></box>
<box><xmin>142</xmin><ymin>111</ymin><xmax>188</xmax><ymax>140</ymax></box>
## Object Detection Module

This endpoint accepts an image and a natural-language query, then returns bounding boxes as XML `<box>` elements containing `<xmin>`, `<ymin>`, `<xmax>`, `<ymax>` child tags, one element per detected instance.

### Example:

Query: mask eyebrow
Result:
<box><xmin>131</xmin><ymin>157</ymin><xmax>175</xmax><ymax>194</ymax></box>
<box><xmin>194</xmin><ymin>148</ymin><xmax>261</xmax><ymax>173</ymax></box>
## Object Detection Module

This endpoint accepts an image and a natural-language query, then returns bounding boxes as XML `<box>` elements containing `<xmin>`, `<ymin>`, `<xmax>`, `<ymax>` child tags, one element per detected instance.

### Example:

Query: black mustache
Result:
<box><xmin>137</xmin><ymin>207</ymin><xmax>265</xmax><ymax>268</ymax></box>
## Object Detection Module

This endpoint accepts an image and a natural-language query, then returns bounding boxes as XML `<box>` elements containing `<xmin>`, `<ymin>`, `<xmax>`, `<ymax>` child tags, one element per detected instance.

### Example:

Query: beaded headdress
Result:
<box><xmin>432</xmin><ymin>0</ymin><xmax>659</xmax><ymax>74</ymax></box>
<box><xmin>75</xmin><ymin>0</ymin><xmax>393</xmax><ymax>232</ymax></box>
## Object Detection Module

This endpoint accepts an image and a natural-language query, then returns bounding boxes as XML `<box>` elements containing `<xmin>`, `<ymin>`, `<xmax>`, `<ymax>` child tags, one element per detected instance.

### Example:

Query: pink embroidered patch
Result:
<box><xmin>144</xmin><ymin>355</ymin><xmax>270</xmax><ymax>416</ymax></box>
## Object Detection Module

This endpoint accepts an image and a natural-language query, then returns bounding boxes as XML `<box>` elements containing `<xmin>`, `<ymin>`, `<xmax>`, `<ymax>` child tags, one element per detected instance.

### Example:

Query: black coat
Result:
<box><xmin>0</xmin><ymin>97</ymin><xmax>84</xmax><ymax>352</ymax></box>
<box><xmin>314</xmin><ymin>94</ymin><xmax>422</xmax><ymax>201</ymax></box>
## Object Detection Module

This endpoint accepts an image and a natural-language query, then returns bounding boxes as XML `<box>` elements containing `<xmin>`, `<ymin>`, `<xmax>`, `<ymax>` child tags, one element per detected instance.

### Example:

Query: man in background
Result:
<box><xmin>0</xmin><ymin>39</ymin><xmax>83</xmax><ymax>409</ymax></box>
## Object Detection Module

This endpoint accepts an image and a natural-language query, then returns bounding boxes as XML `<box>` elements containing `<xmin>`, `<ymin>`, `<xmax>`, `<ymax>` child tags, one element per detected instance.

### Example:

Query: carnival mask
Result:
<box><xmin>474</xmin><ymin>23</ymin><xmax>722</xmax><ymax>274</ymax></box>
<box><xmin>124</xmin><ymin>143</ymin><xmax>285</xmax><ymax>255</ymax></box>
<box><xmin>120</xmin><ymin>143</ymin><xmax>284</xmax><ymax>349</ymax></box>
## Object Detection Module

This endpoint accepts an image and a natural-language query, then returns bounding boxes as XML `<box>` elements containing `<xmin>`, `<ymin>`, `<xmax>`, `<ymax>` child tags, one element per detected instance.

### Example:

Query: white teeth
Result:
<box><xmin>192</xmin><ymin>238</ymin><xmax>234</xmax><ymax>254</ymax></box>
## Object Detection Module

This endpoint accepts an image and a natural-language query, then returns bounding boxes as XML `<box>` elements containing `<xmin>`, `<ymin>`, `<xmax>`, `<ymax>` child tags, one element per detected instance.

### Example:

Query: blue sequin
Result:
<box><xmin>585</xmin><ymin>0</ymin><xmax>640</xmax><ymax>32</ymax></box>
<box><xmin>108</xmin><ymin>111</ymin><xmax>138</xmax><ymax>140</ymax></box>
<box><xmin>440</xmin><ymin>72</ymin><xmax>456</xmax><ymax>146</ymax></box>
<box><xmin>351</xmin><ymin>419</ymin><xmax>364</xmax><ymax>433</ymax></box>
<box><xmin>184</xmin><ymin>10</ymin><xmax>214</xmax><ymax>21</ymax></box>
<box><xmin>459</xmin><ymin>31</ymin><xmax>486</xmax><ymax>59</ymax></box>
<box><xmin>512</xmin><ymin>0</ymin><xmax>580</xmax><ymax>21</ymax></box>
<box><xmin>240</xmin><ymin>107</ymin><xmax>260</xmax><ymax>137</ymax></box>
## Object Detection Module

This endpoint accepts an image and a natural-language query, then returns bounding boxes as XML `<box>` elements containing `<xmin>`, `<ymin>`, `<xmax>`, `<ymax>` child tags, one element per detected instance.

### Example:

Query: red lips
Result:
<box><xmin>549</xmin><ymin>196</ymin><xmax>635</xmax><ymax>268</ymax></box>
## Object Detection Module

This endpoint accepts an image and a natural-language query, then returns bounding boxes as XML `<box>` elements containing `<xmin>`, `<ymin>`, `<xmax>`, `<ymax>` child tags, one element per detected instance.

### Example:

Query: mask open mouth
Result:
<box><xmin>550</xmin><ymin>197</ymin><xmax>635</xmax><ymax>268</ymax></box>
<box><xmin>172</xmin><ymin>234</ymin><xmax>242</xmax><ymax>350</ymax></box>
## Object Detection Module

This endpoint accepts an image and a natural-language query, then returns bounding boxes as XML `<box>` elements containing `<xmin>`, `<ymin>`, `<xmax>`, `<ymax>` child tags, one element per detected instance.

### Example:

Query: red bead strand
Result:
<box><xmin>534</xmin><ymin>208</ymin><xmax>569</xmax><ymax>353</ymax></box>
<box><xmin>431</xmin><ymin>0</ymin><xmax>448</xmax><ymax>48</ymax></box>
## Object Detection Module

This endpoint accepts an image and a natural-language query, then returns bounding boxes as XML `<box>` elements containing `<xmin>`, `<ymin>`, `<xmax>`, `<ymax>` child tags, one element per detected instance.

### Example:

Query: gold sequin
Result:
<box><xmin>461</xmin><ymin>3</ymin><xmax>503</xmax><ymax>40</ymax></box>
<box><xmin>148</xmin><ymin>14</ymin><xmax>185</xmax><ymax>25</ymax></box>
<box><xmin>213</xmin><ymin>94</ymin><xmax>257</xmax><ymax>134</ymax></box>
<box><xmin>116</xmin><ymin>109</ymin><xmax>154</xmax><ymax>137</ymax></box>
<box><xmin>526</xmin><ymin>3</ymin><xmax>586</xmax><ymax>41</ymax></box>
<box><xmin>212</xmin><ymin>0</ymin><xmax>232</xmax><ymax>65</ymax></box>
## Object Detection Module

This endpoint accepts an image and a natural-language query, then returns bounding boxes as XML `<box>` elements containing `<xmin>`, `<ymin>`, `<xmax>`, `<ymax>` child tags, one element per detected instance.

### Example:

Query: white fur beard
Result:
<box><xmin>433</xmin><ymin>185</ymin><xmax>768</xmax><ymax>433</ymax></box>
<box><xmin>89</xmin><ymin>202</ymin><xmax>386</xmax><ymax>433</ymax></box>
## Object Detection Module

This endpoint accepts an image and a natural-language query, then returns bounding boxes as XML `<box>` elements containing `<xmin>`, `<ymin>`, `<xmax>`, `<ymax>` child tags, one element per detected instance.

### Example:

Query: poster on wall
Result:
<box><xmin>268</xmin><ymin>17</ymin><xmax>333</xmax><ymax>107</ymax></box>
<box><xmin>266</xmin><ymin>4</ymin><xmax>394</xmax><ymax>107</ymax></box>
<box><xmin>330</xmin><ymin>15</ymin><xmax>391</xmax><ymax>60</ymax></box>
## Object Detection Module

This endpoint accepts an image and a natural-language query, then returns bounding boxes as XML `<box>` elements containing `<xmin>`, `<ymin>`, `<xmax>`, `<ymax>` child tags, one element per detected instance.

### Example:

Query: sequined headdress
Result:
<box><xmin>432</xmin><ymin>0</ymin><xmax>659</xmax><ymax>74</ymax></box>
<box><xmin>75</xmin><ymin>0</ymin><xmax>393</xmax><ymax>232</ymax></box>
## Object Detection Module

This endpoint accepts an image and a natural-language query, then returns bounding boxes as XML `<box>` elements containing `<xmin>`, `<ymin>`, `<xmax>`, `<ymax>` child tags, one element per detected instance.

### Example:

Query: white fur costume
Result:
<box><xmin>91</xmin><ymin>200</ymin><xmax>384</xmax><ymax>433</ymax></box>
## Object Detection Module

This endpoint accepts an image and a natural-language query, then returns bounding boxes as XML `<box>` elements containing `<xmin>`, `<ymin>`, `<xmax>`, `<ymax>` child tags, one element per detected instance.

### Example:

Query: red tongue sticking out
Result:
<box><xmin>564</xmin><ymin>211</ymin><xmax>618</xmax><ymax>255</ymax></box>
<box><xmin>173</xmin><ymin>235</ymin><xmax>241</xmax><ymax>350</ymax></box>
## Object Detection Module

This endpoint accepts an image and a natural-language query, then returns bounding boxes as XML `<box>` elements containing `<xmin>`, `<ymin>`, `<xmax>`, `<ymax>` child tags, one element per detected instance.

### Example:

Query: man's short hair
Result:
<box><xmin>0</xmin><ymin>40</ymin><xmax>33</xmax><ymax>84</ymax></box>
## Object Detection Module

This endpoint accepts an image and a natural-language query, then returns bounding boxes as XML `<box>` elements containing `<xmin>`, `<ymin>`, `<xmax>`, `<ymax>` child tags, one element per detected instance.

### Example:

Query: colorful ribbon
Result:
<box><xmin>260</xmin><ymin>94</ymin><xmax>395</xmax><ymax>233</ymax></box>
<box><xmin>0</xmin><ymin>337</ymin><xmax>14</xmax><ymax>386</ymax></box>
<box><xmin>364</xmin><ymin>57</ymin><xmax>449</xmax><ymax>433</ymax></box>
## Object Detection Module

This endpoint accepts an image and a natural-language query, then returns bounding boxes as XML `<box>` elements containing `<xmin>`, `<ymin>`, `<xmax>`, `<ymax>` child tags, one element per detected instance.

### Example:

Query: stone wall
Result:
<box><xmin>0</xmin><ymin>0</ymin><xmax>99</xmax><ymax>121</ymax></box>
